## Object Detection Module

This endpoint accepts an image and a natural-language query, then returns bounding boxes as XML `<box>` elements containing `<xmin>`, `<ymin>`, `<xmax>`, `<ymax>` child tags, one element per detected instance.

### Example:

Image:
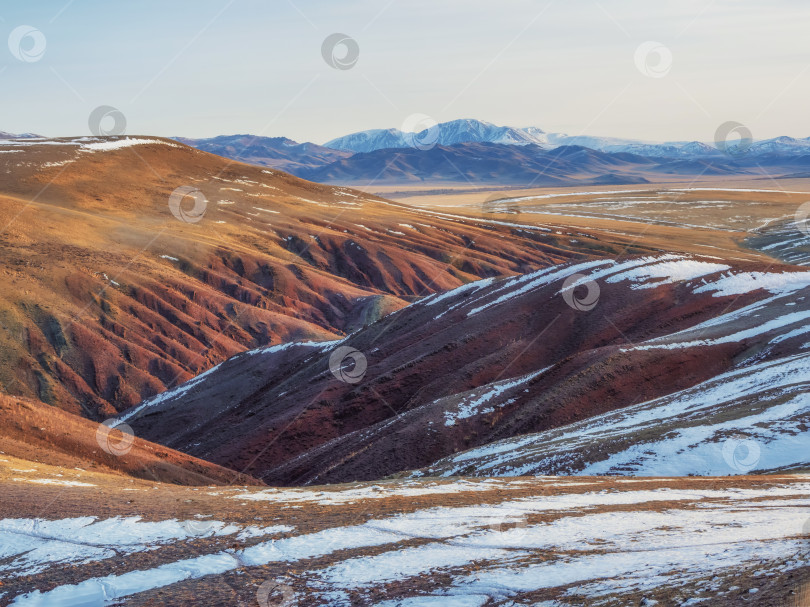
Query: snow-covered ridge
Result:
<box><xmin>421</xmin><ymin>351</ymin><xmax>810</xmax><ymax>478</ymax></box>
<box><xmin>119</xmin><ymin>340</ymin><xmax>339</xmax><ymax>423</ymax></box>
<box><xmin>416</xmin><ymin>253</ymin><xmax>810</xmax><ymax>324</ymax></box>
<box><xmin>0</xmin><ymin>136</ymin><xmax>179</xmax><ymax>152</ymax></box>
<box><xmin>324</xmin><ymin>119</ymin><xmax>549</xmax><ymax>153</ymax></box>
<box><xmin>321</xmin><ymin>118</ymin><xmax>810</xmax><ymax>158</ymax></box>
<box><xmin>457</xmin><ymin>255</ymin><xmax>754</xmax><ymax>317</ymax></box>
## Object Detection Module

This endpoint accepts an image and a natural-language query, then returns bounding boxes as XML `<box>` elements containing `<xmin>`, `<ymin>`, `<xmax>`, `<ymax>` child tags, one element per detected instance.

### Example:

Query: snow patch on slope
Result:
<box><xmin>119</xmin><ymin>340</ymin><xmax>337</xmax><ymax>422</ymax></box>
<box><xmin>79</xmin><ymin>138</ymin><xmax>179</xmax><ymax>152</ymax></box>
<box><xmin>13</xmin><ymin>484</ymin><xmax>808</xmax><ymax>606</ymax></box>
<box><xmin>0</xmin><ymin>516</ymin><xmax>290</xmax><ymax>578</ymax></box>
<box><xmin>444</xmin><ymin>367</ymin><xmax>552</xmax><ymax>426</ymax></box>
<box><xmin>425</xmin><ymin>352</ymin><xmax>810</xmax><ymax>477</ymax></box>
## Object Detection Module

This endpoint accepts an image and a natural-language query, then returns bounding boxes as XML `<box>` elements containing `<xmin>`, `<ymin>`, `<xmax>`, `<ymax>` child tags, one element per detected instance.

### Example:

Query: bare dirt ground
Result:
<box><xmin>0</xmin><ymin>455</ymin><xmax>807</xmax><ymax>606</ymax></box>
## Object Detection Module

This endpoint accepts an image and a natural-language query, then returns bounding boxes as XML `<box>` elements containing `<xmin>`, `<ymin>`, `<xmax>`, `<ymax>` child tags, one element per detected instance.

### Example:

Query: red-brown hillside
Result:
<box><xmin>0</xmin><ymin>136</ymin><xmax>658</xmax><ymax>418</ymax></box>
<box><xmin>127</xmin><ymin>254</ymin><xmax>810</xmax><ymax>484</ymax></box>
<box><xmin>0</xmin><ymin>394</ymin><xmax>260</xmax><ymax>485</ymax></box>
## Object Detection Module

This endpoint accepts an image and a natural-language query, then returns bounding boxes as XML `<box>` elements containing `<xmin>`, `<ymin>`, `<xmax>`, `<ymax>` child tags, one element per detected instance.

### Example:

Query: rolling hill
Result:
<box><xmin>0</xmin><ymin>394</ymin><xmax>260</xmax><ymax>485</ymax></box>
<box><xmin>0</xmin><ymin>136</ymin><xmax>640</xmax><ymax>419</ymax></box>
<box><xmin>299</xmin><ymin>142</ymin><xmax>668</xmax><ymax>185</ymax></box>
<box><xmin>125</xmin><ymin>254</ymin><xmax>810</xmax><ymax>485</ymax></box>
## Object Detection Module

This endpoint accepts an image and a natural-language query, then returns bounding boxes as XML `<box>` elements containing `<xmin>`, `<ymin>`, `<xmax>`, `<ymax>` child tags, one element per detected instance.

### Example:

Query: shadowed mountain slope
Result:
<box><xmin>299</xmin><ymin>142</ymin><xmax>664</xmax><ymax>185</ymax></box>
<box><xmin>173</xmin><ymin>134</ymin><xmax>352</xmax><ymax>173</ymax></box>
<box><xmin>126</xmin><ymin>254</ymin><xmax>810</xmax><ymax>485</ymax></box>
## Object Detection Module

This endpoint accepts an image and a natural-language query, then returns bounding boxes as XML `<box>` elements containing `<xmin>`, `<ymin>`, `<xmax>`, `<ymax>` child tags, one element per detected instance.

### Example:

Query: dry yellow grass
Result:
<box><xmin>368</xmin><ymin>182</ymin><xmax>810</xmax><ymax>263</ymax></box>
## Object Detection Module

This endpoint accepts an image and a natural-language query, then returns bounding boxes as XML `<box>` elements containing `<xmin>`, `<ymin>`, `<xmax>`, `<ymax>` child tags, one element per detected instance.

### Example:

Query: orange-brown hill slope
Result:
<box><xmin>0</xmin><ymin>394</ymin><xmax>260</xmax><ymax>485</ymax></box>
<box><xmin>0</xmin><ymin>136</ymin><xmax>656</xmax><ymax>418</ymax></box>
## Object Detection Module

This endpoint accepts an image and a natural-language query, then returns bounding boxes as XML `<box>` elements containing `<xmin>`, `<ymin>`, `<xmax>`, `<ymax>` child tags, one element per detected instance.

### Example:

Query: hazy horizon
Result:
<box><xmin>8</xmin><ymin>116</ymin><xmax>810</xmax><ymax>148</ymax></box>
<box><xmin>3</xmin><ymin>0</ymin><xmax>810</xmax><ymax>145</ymax></box>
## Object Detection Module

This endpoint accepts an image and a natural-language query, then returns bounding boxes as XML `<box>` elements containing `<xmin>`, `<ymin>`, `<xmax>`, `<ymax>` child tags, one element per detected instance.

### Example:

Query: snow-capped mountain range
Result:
<box><xmin>324</xmin><ymin>119</ymin><xmax>547</xmax><ymax>152</ymax></box>
<box><xmin>161</xmin><ymin>119</ymin><xmax>810</xmax><ymax>185</ymax></box>
<box><xmin>0</xmin><ymin>131</ymin><xmax>43</xmax><ymax>139</ymax></box>
<box><xmin>324</xmin><ymin>118</ymin><xmax>810</xmax><ymax>158</ymax></box>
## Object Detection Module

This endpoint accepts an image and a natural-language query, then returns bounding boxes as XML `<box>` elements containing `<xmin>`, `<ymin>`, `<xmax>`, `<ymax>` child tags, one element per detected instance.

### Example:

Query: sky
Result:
<box><xmin>2</xmin><ymin>0</ymin><xmax>810</xmax><ymax>145</ymax></box>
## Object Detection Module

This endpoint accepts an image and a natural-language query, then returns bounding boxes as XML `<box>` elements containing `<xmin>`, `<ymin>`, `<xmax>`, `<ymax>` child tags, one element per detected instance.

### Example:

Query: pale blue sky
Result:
<box><xmin>2</xmin><ymin>0</ymin><xmax>810</xmax><ymax>144</ymax></box>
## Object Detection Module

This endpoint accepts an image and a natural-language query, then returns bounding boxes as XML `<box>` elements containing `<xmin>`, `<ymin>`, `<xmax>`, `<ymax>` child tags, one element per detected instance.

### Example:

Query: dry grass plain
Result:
<box><xmin>359</xmin><ymin>178</ymin><xmax>810</xmax><ymax>265</ymax></box>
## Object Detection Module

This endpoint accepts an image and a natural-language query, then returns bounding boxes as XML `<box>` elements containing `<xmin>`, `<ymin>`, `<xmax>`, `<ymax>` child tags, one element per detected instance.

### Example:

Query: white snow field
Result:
<box><xmin>5</xmin><ymin>478</ymin><xmax>808</xmax><ymax>606</ymax></box>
